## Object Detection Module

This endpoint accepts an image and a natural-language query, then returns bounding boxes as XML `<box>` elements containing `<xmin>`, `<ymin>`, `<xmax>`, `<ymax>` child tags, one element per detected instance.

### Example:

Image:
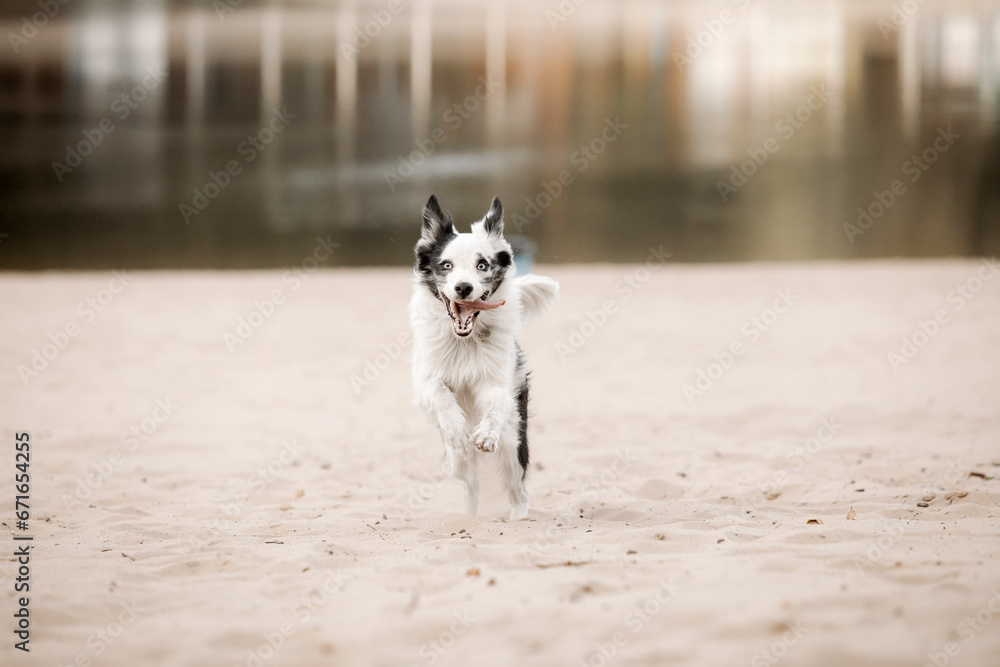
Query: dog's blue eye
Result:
<box><xmin>477</xmin><ymin>261</ymin><xmax>488</xmax><ymax>271</ymax></box>
<box><xmin>442</xmin><ymin>261</ymin><xmax>452</xmax><ymax>270</ymax></box>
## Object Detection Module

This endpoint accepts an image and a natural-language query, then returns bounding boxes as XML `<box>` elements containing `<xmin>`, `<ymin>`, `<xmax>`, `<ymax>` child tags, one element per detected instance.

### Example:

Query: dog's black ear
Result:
<box><xmin>422</xmin><ymin>195</ymin><xmax>455</xmax><ymax>241</ymax></box>
<box><xmin>481</xmin><ymin>196</ymin><xmax>504</xmax><ymax>238</ymax></box>
<box><xmin>416</xmin><ymin>195</ymin><xmax>455</xmax><ymax>275</ymax></box>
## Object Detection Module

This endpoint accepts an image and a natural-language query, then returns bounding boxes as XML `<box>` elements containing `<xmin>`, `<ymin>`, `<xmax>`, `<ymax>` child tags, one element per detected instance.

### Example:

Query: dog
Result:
<box><xmin>410</xmin><ymin>195</ymin><xmax>558</xmax><ymax>520</ymax></box>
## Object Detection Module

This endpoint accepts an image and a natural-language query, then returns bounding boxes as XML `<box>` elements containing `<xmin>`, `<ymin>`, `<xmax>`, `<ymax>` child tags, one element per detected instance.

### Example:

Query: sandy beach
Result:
<box><xmin>2</xmin><ymin>260</ymin><xmax>999</xmax><ymax>667</ymax></box>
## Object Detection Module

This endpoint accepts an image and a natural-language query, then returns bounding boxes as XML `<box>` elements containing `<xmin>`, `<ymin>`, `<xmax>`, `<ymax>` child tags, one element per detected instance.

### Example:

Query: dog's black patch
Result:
<box><xmin>516</xmin><ymin>376</ymin><xmax>530</xmax><ymax>478</ymax></box>
<box><xmin>415</xmin><ymin>195</ymin><xmax>457</xmax><ymax>297</ymax></box>
<box><xmin>515</xmin><ymin>341</ymin><xmax>529</xmax><ymax>478</ymax></box>
<box><xmin>488</xmin><ymin>251</ymin><xmax>510</xmax><ymax>296</ymax></box>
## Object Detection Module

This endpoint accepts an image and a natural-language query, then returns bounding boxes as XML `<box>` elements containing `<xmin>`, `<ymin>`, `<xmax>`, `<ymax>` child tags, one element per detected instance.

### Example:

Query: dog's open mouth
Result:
<box><xmin>445</xmin><ymin>295</ymin><xmax>505</xmax><ymax>336</ymax></box>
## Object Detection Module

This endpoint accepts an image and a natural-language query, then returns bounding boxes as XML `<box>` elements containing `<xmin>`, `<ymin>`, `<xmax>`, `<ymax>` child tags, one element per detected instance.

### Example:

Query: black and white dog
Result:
<box><xmin>410</xmin><ymin>195</ymin><xmax>558</xmax><ymax>520</ymax></box>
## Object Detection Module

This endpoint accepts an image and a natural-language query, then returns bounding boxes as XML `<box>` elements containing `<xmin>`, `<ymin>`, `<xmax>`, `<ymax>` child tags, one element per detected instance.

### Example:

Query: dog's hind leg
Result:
<box><xmin>500</xmin><ymin>380</ymin><xmax>530</xmax><ymax>520</ymax></box>
<box><xmin>499</xmin><ymin>432</ymin><xmax>529</xmax><ymax>520</ymax></box>
<box><xmin>448</xmin><ymin>447</ymin><xmax>480</xmax><ymax>515</ymax></box>
<box><xmin>515</xmin><ymin>377</ymin><xmax>529</xmax><ymax>479</ymax></box>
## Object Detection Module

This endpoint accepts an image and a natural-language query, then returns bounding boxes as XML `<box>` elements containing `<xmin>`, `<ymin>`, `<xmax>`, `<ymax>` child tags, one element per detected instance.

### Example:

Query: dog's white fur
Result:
<box><xmin>410</xmin><ymin>195</ymin><xmax>558</xmax><ymax>520</ymax></box>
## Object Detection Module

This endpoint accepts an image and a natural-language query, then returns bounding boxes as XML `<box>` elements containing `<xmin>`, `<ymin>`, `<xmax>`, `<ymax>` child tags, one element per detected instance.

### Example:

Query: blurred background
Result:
<box><xmin>1</xmin><ymin>0</ymin><xmax>998</xmax><ymax>269</ymax></box>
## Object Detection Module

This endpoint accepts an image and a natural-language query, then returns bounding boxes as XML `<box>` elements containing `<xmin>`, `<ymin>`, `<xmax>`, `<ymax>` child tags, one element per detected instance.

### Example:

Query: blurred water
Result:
<box><xmin>0</xmin><ymin>0</ymin><xmax>998</xmax><ymax>269</ymax></box>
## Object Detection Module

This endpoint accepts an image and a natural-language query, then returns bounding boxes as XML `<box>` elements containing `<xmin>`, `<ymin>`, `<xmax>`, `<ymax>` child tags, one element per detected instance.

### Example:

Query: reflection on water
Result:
<box><xmin>1</xmin><ymin>0</ymin><xmax>999</xmax><ymax>268</ymax></box>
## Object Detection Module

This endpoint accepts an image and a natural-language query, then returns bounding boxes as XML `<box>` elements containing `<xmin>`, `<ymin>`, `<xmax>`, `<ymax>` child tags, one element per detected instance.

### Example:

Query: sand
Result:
<box><xmin>2</xmin><ymin>260</ymin><xmax>999</xmax><ymax>667</ymax></box>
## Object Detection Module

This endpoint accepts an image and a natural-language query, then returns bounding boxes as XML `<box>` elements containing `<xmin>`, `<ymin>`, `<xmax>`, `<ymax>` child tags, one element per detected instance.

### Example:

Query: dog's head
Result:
<box><xmin>414</xmin><ymin>195</ymin><xmax>514</xmax><ymax>337</ymax></box>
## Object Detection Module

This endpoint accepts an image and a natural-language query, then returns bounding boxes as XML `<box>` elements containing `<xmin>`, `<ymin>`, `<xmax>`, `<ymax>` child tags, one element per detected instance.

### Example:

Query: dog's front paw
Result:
<box><xmin>472</xmin><ymin>422</ymin><xmax>500</xmax><ymax>453</ymax></box>
<box><xmin>439</xmin><ymin>418</ymin><xmax>469</xmax><ymax>455</ymax></box>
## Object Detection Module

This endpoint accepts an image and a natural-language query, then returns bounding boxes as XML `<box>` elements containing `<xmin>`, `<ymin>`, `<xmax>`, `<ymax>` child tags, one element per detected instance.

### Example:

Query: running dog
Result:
<box><xmin>410</xmin><ymin>195</ymin><xmax>558</xmax><ymax>520</ymax></box>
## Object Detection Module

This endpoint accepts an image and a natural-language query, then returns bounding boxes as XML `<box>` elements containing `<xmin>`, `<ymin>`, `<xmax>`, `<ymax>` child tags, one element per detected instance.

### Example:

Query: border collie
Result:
<box><xmin>410</xmin><ymin>195</ymin><xmax>558</xmax><ymax>520</ymax></box>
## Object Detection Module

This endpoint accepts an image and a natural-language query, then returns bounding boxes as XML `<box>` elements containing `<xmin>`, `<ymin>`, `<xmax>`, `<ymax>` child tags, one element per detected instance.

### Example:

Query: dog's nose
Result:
<box><xmin>455</xmin><ymin>282</ymin><xmax>473</xmax><ymax>299</ymax></box>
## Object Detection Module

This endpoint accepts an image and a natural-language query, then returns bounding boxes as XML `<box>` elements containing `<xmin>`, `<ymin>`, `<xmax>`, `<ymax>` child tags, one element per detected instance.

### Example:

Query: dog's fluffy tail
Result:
<box><xmin>515</xmin><ymin>274</ymin><xmax>559</xmax><ymax>325</ymax></box>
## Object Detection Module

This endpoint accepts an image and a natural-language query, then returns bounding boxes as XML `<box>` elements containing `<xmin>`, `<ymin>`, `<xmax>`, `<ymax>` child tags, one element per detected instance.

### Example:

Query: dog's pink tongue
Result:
<box><xmin>456</xmin><ymin>299</ymin><xmax>505</xmax><ymax>319</ymax></box>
